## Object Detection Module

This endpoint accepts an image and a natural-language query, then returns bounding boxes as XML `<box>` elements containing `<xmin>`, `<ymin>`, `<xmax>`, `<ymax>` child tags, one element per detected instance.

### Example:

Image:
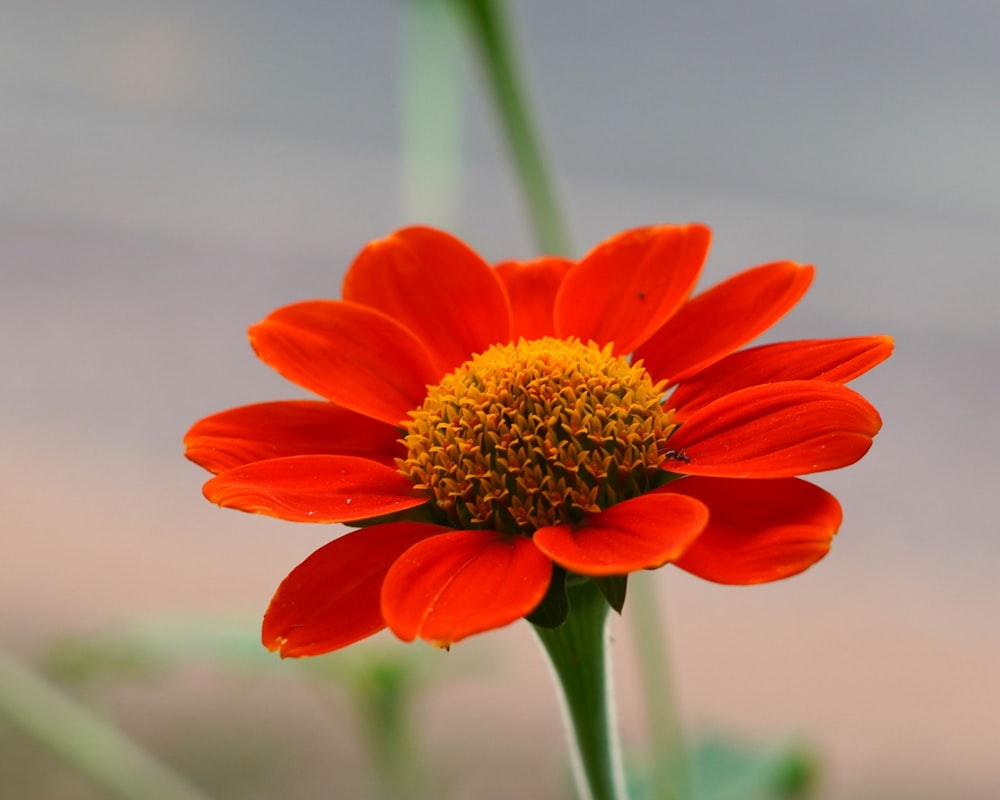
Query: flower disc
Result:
<box><xmin>398</xmin><ymin>337</ymin><xmax>676</xmax><ymax>533</ymax></box>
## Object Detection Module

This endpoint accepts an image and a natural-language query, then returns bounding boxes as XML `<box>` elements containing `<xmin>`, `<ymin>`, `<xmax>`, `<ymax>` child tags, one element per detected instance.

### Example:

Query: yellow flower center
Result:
<box><xmin>398</xmin><ymin>337</ymin><xmax>677</xmax><ymax>534</ymax></box>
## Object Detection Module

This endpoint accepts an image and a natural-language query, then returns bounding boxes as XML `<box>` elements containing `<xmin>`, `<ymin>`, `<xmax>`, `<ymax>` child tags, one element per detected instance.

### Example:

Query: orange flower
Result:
<box><xmin>185</xmin><ymin>224</ymin><xmax>892</xmax><ymax>656</ymax></box>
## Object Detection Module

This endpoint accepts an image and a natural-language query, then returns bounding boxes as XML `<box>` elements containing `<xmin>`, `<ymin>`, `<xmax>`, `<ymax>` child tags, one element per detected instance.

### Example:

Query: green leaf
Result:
<box><xmin>593</xmin><ymin>575</ymin><xmax>628</xmax><ymax>614</ymax></box>
<box><xmin>525</xmin><ymin>566</ymin><xmax>569</xmax><ymax>628</ymax></box>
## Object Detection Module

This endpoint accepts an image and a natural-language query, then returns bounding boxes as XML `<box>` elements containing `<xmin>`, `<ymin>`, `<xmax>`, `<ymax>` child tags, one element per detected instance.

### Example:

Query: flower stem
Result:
<box><xmin>0</xmin><ymin>648</ymin><xmax>215</xmax><ymax>800</ymax></box>
<box><xmin>448</xmin><ymin>0</ymin><xmax>573</xmax><ymax>256</ymax></box>
<box><xmin>534</xmin><ymin>580</ymin><xmax>627</xmax><ymax>800</ymax></box>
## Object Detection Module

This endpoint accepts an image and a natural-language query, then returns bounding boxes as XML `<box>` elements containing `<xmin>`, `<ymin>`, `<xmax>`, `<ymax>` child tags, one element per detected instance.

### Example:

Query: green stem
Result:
<box><xmin>534</xmin><ymin>580</ymin><xmax>627</xmax><ymax>800</ymax></box>
<box><xmin>0</xmin><ymin>648</ymin><xmax>215</xmax><ymax>800</ymax></box>
<box><xmin>630</xmin><ymin>573</ymin><xmax>690</xmax><ymax>800</ymax></box>
<box><xmin>449</xmin><ymin>0</ymin><xmax>573</xmax><ymax>256</ymax></box>
<box><xmin>401</xmin><ymin>0</ymin><xmax>465</xmax><ymax>227</ymax></box>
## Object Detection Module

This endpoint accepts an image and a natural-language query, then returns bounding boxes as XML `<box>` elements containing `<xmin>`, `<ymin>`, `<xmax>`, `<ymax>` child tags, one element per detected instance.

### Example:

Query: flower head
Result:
<box><xmin>185</xmin><ymin>224</ymin><xmax>892</xmax><ymax>656</ymax></box>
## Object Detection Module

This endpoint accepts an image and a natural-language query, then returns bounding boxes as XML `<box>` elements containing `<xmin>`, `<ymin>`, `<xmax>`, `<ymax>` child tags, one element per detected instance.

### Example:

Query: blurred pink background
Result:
<box><xmin>2</xmin><ymin>2</ymin><xmax>998</xmax><ymax>798</ymax></box>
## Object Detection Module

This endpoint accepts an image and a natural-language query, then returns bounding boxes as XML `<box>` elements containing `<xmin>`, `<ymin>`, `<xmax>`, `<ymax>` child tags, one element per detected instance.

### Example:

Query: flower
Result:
<box><xmin>185</xmin><ymin>224</ymin><xmax>892</xmax><ymax>656</ymax></box>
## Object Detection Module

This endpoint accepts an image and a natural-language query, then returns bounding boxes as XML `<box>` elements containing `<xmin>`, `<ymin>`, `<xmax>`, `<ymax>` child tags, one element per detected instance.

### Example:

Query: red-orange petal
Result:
<box><xmin>666</xmin><ymin>476</ymin><xmax>841</xmax><ymax>584</ymax></box>
<box><xmin>184</xmin><ymin>400</ymin><xmax>403</xmax><ymax>474</ymax></box>
<box><xmin>635</xmin><ymin>261</ymin><xmax>814</xmax><ymax>384</ymax></box>
<box><xmin>668</xmin><ymin>336</ymin><xmax>896</xmax><ymax>417</ymax></box>
<box><xmin>249</xmin><ymin>300</ymin><xmax>438</xmax><ymax>426</ymax></box>
<box><xmin>202</xmin><ymin>455</ymin><xmax>426</xmax><ymax>523</ymax></box>
<box><xmin>494</xmin><ymin>256</ymin><xmax>574</xmax><ymax>340</ymax></box>
<box><xmin>342</xmin><ymin>226</ymin><xmax>512</xmax><ymax>375</ymax></box>
<box><xmin>532</xmin><ymin>493</ymin><xmax>709</xmax><ymax>576</ymax></box>
<box><xmin>381</xmin><ymin>530</ymin><xmax>552</xmax><ymax>647</ymax></box>
<box><xmin>263</xmin><ymin>522</ymin><xmax>450</xmax><ymax>657</ymax></box>
<box><xmin>554</xmin><ymin>224</ymin><xmax>711</xmax><ymax>354</ymax></box>
<box><xmin>666</xmin><ymin>381</ymin><xmax>882</xmax><ymax>478</ymax></box>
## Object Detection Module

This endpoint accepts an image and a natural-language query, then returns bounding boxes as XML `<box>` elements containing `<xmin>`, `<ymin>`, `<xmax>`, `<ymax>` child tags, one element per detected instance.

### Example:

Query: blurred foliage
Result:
<box><xmin>5</xmin><ymin>620</ymin><xmax>457</xmax><ymax>800</ymax></box>
<box><xmin>690</xmin><ymin>736</ymin><xmax>819</xmax><ymax>800</ymax></box>
<box><xmin>39</xmin><ymin>617</ymin><xmax>465</xmax><ymax>692</ymax></box>
<box><xmin>5</xmin><ymin>620</ymin><xmax>939</xmax><ymax>800</ymax></box>
<box><xmin>626</xmin><ymin>735</ymin><xmax>820</xmax><ymax>800</ymax></box>
<box><xmin>12</xmin><ymin>619</ymin><xmax>827</xmax><ymax>800</ymax></box>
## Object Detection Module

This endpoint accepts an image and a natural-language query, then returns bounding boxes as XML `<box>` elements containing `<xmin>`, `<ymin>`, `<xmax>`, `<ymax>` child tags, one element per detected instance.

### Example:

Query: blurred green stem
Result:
<box><xmin>0</xmin><ymin>648</ymin><xmax>215</xmax><ymax>800</ymax></box>
<box><xmin>354</xmin><ymin>658</ymin><xmax>425</xmax><ymax>800</ymax></box>
<box><xmin>401</xmin><ymin>0</ymin><xmax>464</xmax><ymax>226</ymax></box>
<box><xmin>449</xmin><ymin>0</ymin><xmax>573</xmax><ymax>256</ymax></box>
<box><xmin>534</xmin><ymin>581</ymin><xmax>627</xmax><ymax>800</ymax></box>
<box><xmin>631</xmin><ymin>573</ymin><xmax>691</xmax><ymax>800</ymax></box>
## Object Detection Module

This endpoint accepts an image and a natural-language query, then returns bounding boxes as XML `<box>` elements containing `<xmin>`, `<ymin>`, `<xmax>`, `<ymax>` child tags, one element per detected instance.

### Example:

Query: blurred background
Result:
<box><xmin>2</xmin><ymin>1</ymin><xmax>998</xmax><ymax>798</ymax></box>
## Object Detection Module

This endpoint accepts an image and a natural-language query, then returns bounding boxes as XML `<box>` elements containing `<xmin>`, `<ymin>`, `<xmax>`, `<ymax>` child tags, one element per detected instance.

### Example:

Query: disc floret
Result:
<box><xmin>399</xmin><ymin>337</ymin><xmax>677</xmax><ymax>534</ymax></box>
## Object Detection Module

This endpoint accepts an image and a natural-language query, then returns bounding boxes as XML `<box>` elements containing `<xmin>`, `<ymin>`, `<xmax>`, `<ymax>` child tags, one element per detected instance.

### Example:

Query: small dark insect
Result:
<box><xmin>664</xmin><ymin>448</ymin><xmax>690</xmax><ymax>464</ymax></box>
<box><xmin>637</xmin><ymin>290</ymin><xmax>647</xmax><ymax>300</ymax></box>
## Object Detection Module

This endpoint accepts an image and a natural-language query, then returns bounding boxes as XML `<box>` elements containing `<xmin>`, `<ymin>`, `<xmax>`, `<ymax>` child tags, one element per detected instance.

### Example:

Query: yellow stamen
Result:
<box><xmin>398</xmin><ymin>338</ymin><xmax>676</xmax><ymax>534</ymax></box>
